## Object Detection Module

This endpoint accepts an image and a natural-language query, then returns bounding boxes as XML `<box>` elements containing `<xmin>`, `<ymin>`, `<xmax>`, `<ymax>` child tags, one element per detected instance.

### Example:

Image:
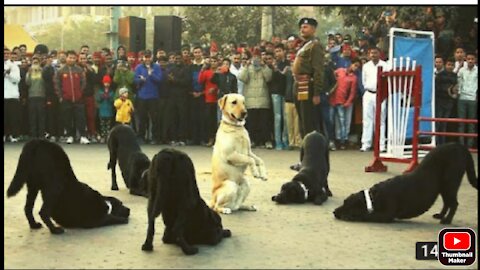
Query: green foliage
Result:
<box><xmin>182</xmin><ymin>6</ymin><xmax>298</xmax><ymax>45</ymax></box>
<box><xmin>31</xmin><ymin>15</ymin><xmax>109</xmax><ymax>51</ymax></box>
<box><xmin>316</xmin><ymin>6</ymin><xmax>472</xmax><ymax>31</ymax></box>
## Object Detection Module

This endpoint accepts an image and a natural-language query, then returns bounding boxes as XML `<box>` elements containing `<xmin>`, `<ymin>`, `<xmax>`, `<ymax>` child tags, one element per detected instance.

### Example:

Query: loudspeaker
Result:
<box><xmin>154</xmin><ymin>16</ymin><xmax>182</xmax><ymax>54</ymax></box>
<box><xmin>118</xmin><ymin>16</ymin><xmax>146</xmax><ymax>53</ymax></box>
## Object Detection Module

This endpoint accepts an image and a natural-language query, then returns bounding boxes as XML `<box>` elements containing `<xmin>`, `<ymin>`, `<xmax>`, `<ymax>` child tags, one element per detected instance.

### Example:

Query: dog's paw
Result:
<box><xmin>222</xmin><ymin>229</ymin><xmax>232</xmax><ymax>238</ymax></box>
<box><xmin>182</xmin><ymin>246</ymin><xmax>199</xmax><ymax>256</ymax></box>
<box><xmin>433</xmin><ymin>213</ymin><xmax>443</xmax><ymax>219</ymax></box>
<box><xmin>30</xmin><ymin>222</ymin><xmax>43</xmax><ymax>229</ymax></box>
<box><xmin>240</xmin><ymin>205</ymin><xmax>257</xmax><ymax>211</ymax></box>
<box><xmin>221</xmin><ymin>208</ymin><xmax>232</xmax><ymax>215</ymax></box>
<box><xmin>141</xmin><ymin>243</ymin><xmax>153</xmax><ymax>252</ymax></box>
<box><xmin>50</xmin><ymin>226</ymin><xmax>65</xmax><ymax>234</ymax></box>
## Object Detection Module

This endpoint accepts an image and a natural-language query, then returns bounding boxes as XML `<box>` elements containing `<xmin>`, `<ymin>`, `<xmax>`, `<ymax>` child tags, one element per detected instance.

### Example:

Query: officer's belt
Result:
<box><xmin>293</xmin><ymin>74</ymin><xmax>312</xmax><ymax>82</ymax></box>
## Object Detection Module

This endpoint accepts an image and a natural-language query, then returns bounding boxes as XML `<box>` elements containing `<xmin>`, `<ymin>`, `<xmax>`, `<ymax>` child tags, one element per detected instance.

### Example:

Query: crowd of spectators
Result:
<box><xmin>4</xmin><ymin>7</ymin><xmax>477</xmax><ymax>149</ymax></box>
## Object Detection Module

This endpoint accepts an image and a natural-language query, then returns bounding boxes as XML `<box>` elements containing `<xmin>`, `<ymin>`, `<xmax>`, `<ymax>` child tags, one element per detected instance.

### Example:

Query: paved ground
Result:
<box><xmin>4</xmin><ymin>142</ymin><xmax>478</xmax><ymax>269</ymax></box>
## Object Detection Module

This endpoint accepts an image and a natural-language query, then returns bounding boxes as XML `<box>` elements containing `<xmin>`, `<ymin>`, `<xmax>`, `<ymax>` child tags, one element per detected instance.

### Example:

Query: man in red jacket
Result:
<box><xmin>55</xmin><ymin>50</ymin><xmax>88</xmax><ymax>144</ymax></box>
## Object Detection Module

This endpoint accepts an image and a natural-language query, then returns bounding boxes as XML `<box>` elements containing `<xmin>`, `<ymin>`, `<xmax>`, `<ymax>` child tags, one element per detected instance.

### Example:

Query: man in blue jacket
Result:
<box><xmin>134</xmin><ymin>49</ymin><xmax>163</xmax><ymax>144</ymax></box>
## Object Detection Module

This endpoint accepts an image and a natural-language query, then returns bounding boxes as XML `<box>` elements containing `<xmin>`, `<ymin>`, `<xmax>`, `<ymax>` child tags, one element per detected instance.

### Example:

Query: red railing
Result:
<box><xmin>364</xmin><ymin>65</ymin><xmax>478</xmax><ymax>174</ymax></box>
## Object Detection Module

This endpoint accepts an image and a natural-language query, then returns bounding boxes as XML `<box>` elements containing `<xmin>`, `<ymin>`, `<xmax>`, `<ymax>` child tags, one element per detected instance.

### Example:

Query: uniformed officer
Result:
<box><xmin>292</xmin><ymin>17</ymin><xmax>325</xmax><ymax>136</ymax></box>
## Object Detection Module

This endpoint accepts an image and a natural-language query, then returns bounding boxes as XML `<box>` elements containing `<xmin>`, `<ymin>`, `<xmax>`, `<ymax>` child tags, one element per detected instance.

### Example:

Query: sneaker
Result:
<box><xmin>9</xmin><ymin>136</ymin><xmax>19</xmax><ymax>143</ymax></box>
<box><xmin>169</xmin><ymin>141</ymin><xmax>177</xmax><ymax>146</ymax></box>
<box><xmin>80</xmin><ymin>136</ymin><xmax>90</xmax><ymax>144</ymax></box>
<box><xmin>177</xmin><ymin>141</ymin><xmax>186</xmax><ymax>146</ymax></box>
<box><xmin>49</xmin><ymin>136</ymin><xmax>57</xmax><ymax>143</ymax></box>
<box><xmin>265</xmin><ymin>141</ymin><xmax>273</xmax><ymax>149</ymax></box>
<box><xmin>359</xmin><ymin>145</ymin><xmax>371</xmax><ymax>152</ymax></box>
<box><xmin>66</xmin><ymin>136</ymin><xmax>74</xmax><ymax>144</ymax></box>
<box><xmin>90</xmin><ymin>136</ymin><xmax>98</xmax><ymax>143</ymax></box>
<box><xmin>329</xmin><ymin>141</ymin><xmax>336</xmax><ymax>151</ymax></box>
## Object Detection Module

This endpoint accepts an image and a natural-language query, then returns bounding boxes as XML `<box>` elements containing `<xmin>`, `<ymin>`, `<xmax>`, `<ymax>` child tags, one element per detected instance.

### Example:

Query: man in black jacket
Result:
<box><xmin>212</xmin><ymin>58</ymin><xmax>238</xmax><ymax>124</ymax></box>
<box><xmin>435</xmin><ymin>57</ymin><xmax>458</xmax><ymax>145</ymax></box>
<box><xmin>164</xmin><ymin>52</ymin><xmax>191</xmax><ymax>146</ymax></box>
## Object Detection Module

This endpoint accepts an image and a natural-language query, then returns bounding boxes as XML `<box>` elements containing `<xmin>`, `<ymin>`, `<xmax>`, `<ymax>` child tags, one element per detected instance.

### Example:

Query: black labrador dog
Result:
<box><xmin>6</xmin><ymin>139</ymin><xmax>130</xmax><ymax>234</ymax></box>
<box><xmin>141</xmin><ymin>148</ymin><xmax>231</xmax><ymax>255</ymax></box>
<box><xmin>107</xmin><ymin>124</ymin><xmax>150</xmax><ymax>197</ymax></box>
<box><xmin>334</xmin><ymin>143</ymin><xmax>477</xmax><ymax>224</ymax></box>
<box><xmin>272</xmin><ymin>131</ymin><xmax>332</xmax><ymax>205</ymax></box>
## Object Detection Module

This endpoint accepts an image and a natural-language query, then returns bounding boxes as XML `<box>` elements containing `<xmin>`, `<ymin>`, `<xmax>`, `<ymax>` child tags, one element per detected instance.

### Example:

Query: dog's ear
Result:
<box><xmin>218</xmin><ymin>95</ymin><xmax>228</xmax><ymax>110</ymax></box>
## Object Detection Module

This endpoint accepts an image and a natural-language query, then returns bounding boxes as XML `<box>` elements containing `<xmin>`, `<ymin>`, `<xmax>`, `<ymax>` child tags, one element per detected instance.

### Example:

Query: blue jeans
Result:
<box><xmin>271</xmin><ymin>94</ymin><xmax>288</xmax><ymax>148</ymax></box>
<box><xmin>335</xmin><ymin>104</ymin><xmax>352</xmax><ymax>142</ymax></box>
<box><xmin>435</xmin><ymin>100</ymin><xmax>454</xmax><ymax>145</ymax></box>
<box><xmin>331</xmin><ymin>105</ymin><xmax>348</xmax><ymax>142</ymax></box>
<box><xmin>457</xmin><ymin>99</ymin><xmax>477</xmax><ymax>147</ymax></box>
<box><xmin>317</xmin><ymin>92</ymin><xmax>334</xmax><ymax>142</ymax></box>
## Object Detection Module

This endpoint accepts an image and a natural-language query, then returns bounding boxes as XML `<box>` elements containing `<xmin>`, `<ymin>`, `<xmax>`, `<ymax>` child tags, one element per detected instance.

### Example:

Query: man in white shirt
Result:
<box><xmin>457</xmin><ymin>52</ymin><xmax>478</xmax><ymax>148</ymax></box>
<box><xmin>229</xmin><ymin>53</ymin><xmax>244</xmax><ymax>95</ymax></box>
<box><xmin>4</xmin><ymin>47</ymin><xmax>21</xmax><ymax>142</ymax></box>
<box><xmin>360</xmin><ymin>47</ymin><xmax>388</xmax><ymax>152</ymax></box>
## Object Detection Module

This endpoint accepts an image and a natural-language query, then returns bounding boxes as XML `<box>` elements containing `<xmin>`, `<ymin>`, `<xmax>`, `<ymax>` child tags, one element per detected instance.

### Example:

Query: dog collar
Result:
<box><xmin>141</xmin><ymin>169</ymin><xmax>148</xmax><ymax>180</ymax></box>
<box><xmin>298</xmin><ymin>182</ymin><xmax>309</xmax><ymax>200</ymax></box>
<box><xmin>221</xmin><ymin>115</ymin><xmax>245</xmax><ymax>127</ymax></box>
<box><xmin>105</xmin><ymin>200</ymin><xmax>113</xmax><ymax>215</ymax></box>
<box><xmin>364</xmin><ymin>189</ymin><xmax>374</xmax><ymax>213</ymax></box>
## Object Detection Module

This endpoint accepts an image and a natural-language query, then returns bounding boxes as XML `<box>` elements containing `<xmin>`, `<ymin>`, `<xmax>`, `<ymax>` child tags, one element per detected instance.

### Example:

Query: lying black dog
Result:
<box><xmin>272</xmin><ymin>131</ymin><xmax>332</xmax><ymax>205</ymax></box>
<box><xmin>6</xmin><ymin>139</ymin><xmax>130</xmax><ymax>234</ymax></box>
<box><xmin>107</xmin><ymin>124</ymin><xmax>150</xmax><ymax>197</ymax></box>
<box><xmin>334</xmin><ymin>143</ymin><xmax>477</xmax><ymax>224</ymax></box>
<box><xmin>141</xmin><ymin>148</ymin><xmax>231</xmax><ymax>255</ymax></box>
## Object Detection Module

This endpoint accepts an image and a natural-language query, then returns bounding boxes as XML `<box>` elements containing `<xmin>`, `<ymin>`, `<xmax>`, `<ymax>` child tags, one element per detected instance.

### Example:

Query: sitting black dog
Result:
<box><xmin>334</xmin><ymin>143</ymin><xmax>477</xmax><ymax>224</ymax></box>
<box><xmin>6</xmin><ymin>139</ymin><xmax>130</xmax><ymax>234</ymax></box>
<box><xmin>272</xmin><ymin>131</ymin><xmax>332</xmax><ymax>205</ymax></box>
<box><xmin>141</xmin><ymin>148</ymin><xmax>231</xmax><ymax>255</ymax></box>
<box><xmin>107</xmin><ymin>124</ymin><xmax>150</xmax><ymax>197</ymax></box>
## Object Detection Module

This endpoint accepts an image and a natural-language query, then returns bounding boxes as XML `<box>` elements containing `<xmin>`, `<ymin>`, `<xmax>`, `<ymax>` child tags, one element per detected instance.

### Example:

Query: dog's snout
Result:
<box><xmin>241</xmin><ymin>111</ymin><xmax>247</xmax><ymax>118</ymax></box>
<box><xmin>271</xmin><ymin>195</ymin><xmax>276</xmax><ymax>201</ymax></box>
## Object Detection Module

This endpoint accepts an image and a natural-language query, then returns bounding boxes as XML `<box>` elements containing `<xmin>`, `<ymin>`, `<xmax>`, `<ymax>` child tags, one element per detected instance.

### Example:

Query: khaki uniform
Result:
<box><xmin>292</xmin><ymin>38</ymin><xmax>325</xmax><ymax>96</ymax></box>
<box><xmin>292</xmin><ymin>37</ymin><xmax>325</xmax><ymax>136</ymax></box>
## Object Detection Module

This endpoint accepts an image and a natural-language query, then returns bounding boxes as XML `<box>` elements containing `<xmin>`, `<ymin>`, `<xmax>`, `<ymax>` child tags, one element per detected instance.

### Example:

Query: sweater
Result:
<box><xmin>198</xmin><ymin>69</ymin><xmax>218</xmax><ymax>103</ymax></box>
<box><xmin>26</xmin><ymin>69</ymin><xmax>46</xmax><ymax>98</ymax></box>
<box><xmin>238</xmin><ymin>65</ymin><xmax>272</xmax><ymax>109</ymax></box>
<box><xmin>134</xmin><ymin>63</ymin><xmax>162</xmax><ymax>100</ymax></box>
<box><xmin>95</xmin><ymin>88</ymin><xmax>115</xmax><ymax>118</ymax></box>
<box><xmin>329</xmin><ymin>68</ymin><xmax>357</xmax><ymax>106</ymax></box>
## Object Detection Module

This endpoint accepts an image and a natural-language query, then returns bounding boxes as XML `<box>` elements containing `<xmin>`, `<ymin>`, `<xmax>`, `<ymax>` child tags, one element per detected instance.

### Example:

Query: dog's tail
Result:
<box><xmin>7</xmin><ymin>140</ymin><xmax>38</xmax><ymax>197</ymax></box>
<box><xmin>465</xmin><ymin>148</ymin><xmax>477</xmax><ymax>189</ymax></box>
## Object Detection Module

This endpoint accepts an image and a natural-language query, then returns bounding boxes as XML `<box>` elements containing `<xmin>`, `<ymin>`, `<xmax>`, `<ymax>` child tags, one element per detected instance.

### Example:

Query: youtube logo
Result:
<box><xmin>443</xmin><ymin>232</ymin><xmax>471</xmax><ymax>250</ymax></box>
<box><xmin>438</xmin><ymin>228</ymin><xmax>476</xmax><ymax>266</ymax></box>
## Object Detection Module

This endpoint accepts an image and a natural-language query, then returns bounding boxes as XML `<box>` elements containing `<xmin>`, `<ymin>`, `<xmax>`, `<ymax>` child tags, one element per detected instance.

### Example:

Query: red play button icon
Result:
<box><xmin>443</xmin><ymin>232</ymin><xmax>471</xmax><ymax>250</ymax></box>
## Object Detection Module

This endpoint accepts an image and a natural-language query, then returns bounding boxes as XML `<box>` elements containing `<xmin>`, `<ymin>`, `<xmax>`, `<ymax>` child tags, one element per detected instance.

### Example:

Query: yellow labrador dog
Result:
<box><xmin>210</xmin><ymin>94</ymin><xmax>267</xmax><ymax>214</ymax></box>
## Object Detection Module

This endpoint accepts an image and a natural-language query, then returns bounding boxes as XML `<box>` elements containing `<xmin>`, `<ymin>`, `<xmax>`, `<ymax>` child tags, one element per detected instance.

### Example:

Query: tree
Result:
<box><xmin>30</xmin><ymin>15</ymin><xmax>109</xmax><ymax>51</ymax></box>
<box><xmin>182</xmin><ymin>6</ymin><xmax>298</xmax><ymax>45</ymax></box>
<box><xmin>316</xmin><ymin>6</ymin><xmax>477</xmax><ymax>34</ymax></box>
